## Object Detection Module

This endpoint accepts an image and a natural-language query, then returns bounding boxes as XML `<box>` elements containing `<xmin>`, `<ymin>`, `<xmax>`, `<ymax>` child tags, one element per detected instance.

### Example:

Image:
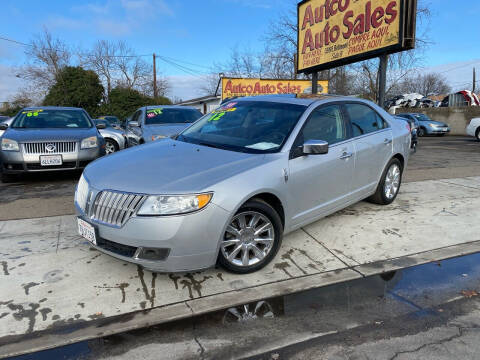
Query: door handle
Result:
<box><xmin>340</xmin><ymin>152</ymin><xmax>353</xmax><ymax>160</ymax></box>
<box><xmin>384</xmin><ymin>138</ymin><xmax>392</xmax><ymax>145</ymax></box>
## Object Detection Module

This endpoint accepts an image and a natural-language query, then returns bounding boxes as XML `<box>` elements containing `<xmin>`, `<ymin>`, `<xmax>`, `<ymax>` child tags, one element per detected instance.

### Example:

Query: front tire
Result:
<box><xmin>368</xmin><ymin>158</ymin><xmax>403</xmax><ymax>205</ymax></box>
<box><xmin>105</xmin><ymin>139</ymin><xmax>119</xmax><ymax>154</ymax></box>
<box><xmin>476</xmin><ymin>128</ymin><xmax>480</xmax><ymax>142</ymax></box>
<box><xmin>418</xmin><ymin>127</ymin><xmax>426</xmax><ymax>137</ymax></box>
<box><xmin>218</xmin><ymin>199</ymin><xmax>283</xmax><ymax>274</ymax></box>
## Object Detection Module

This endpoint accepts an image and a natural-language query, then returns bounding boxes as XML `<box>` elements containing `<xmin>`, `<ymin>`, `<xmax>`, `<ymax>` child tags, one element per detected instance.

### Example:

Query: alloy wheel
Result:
<box><xmin>384</xmin><ymin>164</ymin><xmax>401</xmax><ymax>199</ymax></box>
<box><xmin>221</xmin><ymin>211</ymin><xmax>275</xmax><ymax>267</ymax></box>
<box><xmin>105</xmin><ymin>141</ymin><xmax>117</xmax><ymax>154</ymax></box>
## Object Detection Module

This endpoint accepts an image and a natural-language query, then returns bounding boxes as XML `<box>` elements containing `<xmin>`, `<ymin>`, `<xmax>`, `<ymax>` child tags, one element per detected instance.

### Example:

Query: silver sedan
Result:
<box><xmin>93</xmin><ymin>119</ymin><xmax>127</xmax><ymax>154</ymax></box>
<box><xmin>75</xmin><ymin>95</ymin><xmax>410</xmax><ymax>274</ymax></box>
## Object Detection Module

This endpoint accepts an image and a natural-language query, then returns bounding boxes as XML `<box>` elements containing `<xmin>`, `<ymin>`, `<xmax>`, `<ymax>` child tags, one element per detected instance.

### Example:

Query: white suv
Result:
<box><xmin>466</xmin><ymin>118</ymin><xmax>480</xmax><ymax>141</ymax></box>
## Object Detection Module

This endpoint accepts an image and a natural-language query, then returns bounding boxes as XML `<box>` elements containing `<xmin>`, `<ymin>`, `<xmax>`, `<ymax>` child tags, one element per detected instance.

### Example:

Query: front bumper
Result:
<box><xmin>0</xmin><ymin>147</ymin><xmax>103</xmax><ymax>174</ymax></box>
<box><xmin>75</xmin><ymin>200</ymin><xmax>231</xmax><ymax>273</ymax></box>
<box><xmin>427</xmin><ymin>127</ymin><xmax>450</xmax><ymax>134</ymax></box>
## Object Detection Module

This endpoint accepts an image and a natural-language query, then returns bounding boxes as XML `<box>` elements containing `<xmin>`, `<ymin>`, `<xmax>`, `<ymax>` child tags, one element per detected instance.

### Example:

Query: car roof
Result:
<box><xmin>145</xmin><ymin>105</ymin><xmax>199</xmax><ymax>110</ymax></box>
<box><xmin>22</xmin><ymin>106</ymin><xmax>85</xmax><ymax>111</ymax></box>
<box><xmin>229</xmin><ymin>94</ymin><xmax>362</xmax><ymax>107</ymax></box>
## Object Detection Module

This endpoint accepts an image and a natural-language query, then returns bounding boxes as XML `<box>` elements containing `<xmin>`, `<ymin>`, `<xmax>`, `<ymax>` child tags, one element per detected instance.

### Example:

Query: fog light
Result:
<box><xmin>135</xmin><ymin>247</ymin><xmax>170</xmax><ymax>261</ymax></box>
<box><xmin>7</xmin><ymin>164</ymin><xmax>12</xmax><ymax>169</ymax></box>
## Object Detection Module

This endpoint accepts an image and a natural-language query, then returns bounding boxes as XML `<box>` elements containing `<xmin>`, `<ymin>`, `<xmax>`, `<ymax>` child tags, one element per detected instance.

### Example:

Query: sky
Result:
<box><xmin>0</xmin><ymin>0</ymin><xmax>479</xmax><ymax>102</ymax></box>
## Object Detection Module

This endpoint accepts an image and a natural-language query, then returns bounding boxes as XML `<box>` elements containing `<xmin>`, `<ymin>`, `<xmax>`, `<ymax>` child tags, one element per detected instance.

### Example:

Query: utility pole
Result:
<box><xmin>153</xmin><ymin>53</ymin><xmax>158</xmax><ymax>98</ymax></box>
<box><xmin>473</xmin><ymin>68</ymin><xmax>476</xmax><ymax>93</ymax></box>
<box><xmin>378</xmin><ymin>54</ymin><xmax>388</xmax><ymax>109</ymax></box>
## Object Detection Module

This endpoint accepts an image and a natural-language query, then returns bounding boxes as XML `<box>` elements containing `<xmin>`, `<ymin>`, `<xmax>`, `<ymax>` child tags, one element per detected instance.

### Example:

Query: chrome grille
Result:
<box><xmin>90</xmin><ymin>191</ymin><xmax>146</xmax><ymax>227</ymax></box>
<box><xmin>23</xmin><ymin>141</ymin><xmax>77</xmax><ymax>154</ymax></box>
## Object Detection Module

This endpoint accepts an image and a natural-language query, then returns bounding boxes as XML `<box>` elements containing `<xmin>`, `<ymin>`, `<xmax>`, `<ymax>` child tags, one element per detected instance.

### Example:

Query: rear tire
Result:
<box><xmin>218</xmin><ymin>199</ymin><xmax>283</xmax><ymax>274</ymax></box>
<box><xmin>418</xmin><ymin>127</ymin><xmax>426</xmax><ymax>137</ymax></box>
<box><xmin>476</xmin><ymin>128</ymin><xmax>480</xmax><ymax>142</ymax></box>
<box><xmin>368</xmin><ymin>158</ymin><xmax>403</xmax><ymax>205</ymax></box>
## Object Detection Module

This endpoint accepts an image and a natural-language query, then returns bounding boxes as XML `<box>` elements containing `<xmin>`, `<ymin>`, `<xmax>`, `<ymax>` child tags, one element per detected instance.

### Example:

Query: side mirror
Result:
<box><xmin>96</xmin><ymin>123</ymin><xmax>106</xmax><ymax>129</ymax></box>
<box><xmin>128</xmin><ymin>121</ymin><xmax>140</xmax><ymax>127</ymax></box>
<box><xmin>303</xmin><ymin>140</ymin><xmax>329</xmax><ymax>155</ymax></box>
<box><xmin>0</xmin><ymin>123</ymin><xmax>8</xmax><ymax>131</ymax></box>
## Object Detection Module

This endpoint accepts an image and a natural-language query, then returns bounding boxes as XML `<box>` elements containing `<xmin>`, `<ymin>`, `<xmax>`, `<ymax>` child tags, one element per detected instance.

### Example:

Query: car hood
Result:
<box><xmin>2</xmin><ymin>128</ymin><xmax>98</xmax><ymax>142</ymax></box>
<box><xmin>143</xmin><ymin>124</ymin><xmax>190</xmax><ymax>137</ymax></box>
<box><xmin>83</xmin><ymin>139</ymin><xmax>268</xmax><ymax>194</ymax></box>
<box><xmin>416</xmin><ymin>118</ymin><xmax>447</xmax><ymax>126</ymax></box>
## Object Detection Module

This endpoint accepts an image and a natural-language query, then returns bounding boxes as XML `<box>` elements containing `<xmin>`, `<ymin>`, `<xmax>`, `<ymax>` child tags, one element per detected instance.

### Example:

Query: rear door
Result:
<box><xmin>287</xmin><ymin>104</ymin><xmax>355</xmax><ymax>226</ymax></box>
<box><xmin>344</xmin><ymin>103</ymin><xmax>393</xmax><ymax>198</ymax></box>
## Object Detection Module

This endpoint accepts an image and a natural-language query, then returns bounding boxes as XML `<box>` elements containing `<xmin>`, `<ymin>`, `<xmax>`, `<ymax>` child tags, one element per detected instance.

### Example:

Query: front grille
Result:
<box><xmin>23</xmin><ymin>141</ymin><xmax>77</xmax><ymax>154</ymax></box>
<box><xmin>26</xmin><ymin>162</ymin><xmax>76</xmax><ymax>170</ymax></box>
<box><xmin>96</xmin><ymin>237</ymin><xmax>137</xmax><ymax>257</ymax></box>
<box><xmin>90</xmin><ymin>190</ymin><xmax>146</xmax><ymax>227</ymax></box>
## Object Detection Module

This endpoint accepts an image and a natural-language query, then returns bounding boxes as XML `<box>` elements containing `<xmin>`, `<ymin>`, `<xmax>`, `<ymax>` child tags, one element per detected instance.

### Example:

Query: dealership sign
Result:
<box><xmin>221</xmin><ymin>78</ymin><xmax>329</xmax><ymax>100</ymax></box>
<box><xmin>297</xmin><ymin>0</ymin><xmax>416</xmax><ymax>73</ymax></box>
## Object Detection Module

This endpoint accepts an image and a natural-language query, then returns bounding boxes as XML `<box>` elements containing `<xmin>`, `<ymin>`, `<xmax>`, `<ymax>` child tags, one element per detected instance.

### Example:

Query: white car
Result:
<box><xmin>466</xmin><ymin>118</ymin><xmax>480</xmax><ymax>141</ymax></box>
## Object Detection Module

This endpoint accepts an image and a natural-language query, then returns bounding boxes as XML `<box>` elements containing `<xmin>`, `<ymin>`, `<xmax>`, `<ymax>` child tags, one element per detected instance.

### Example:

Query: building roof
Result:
<box><xmin>176</xmin><ymin>95</ymin><xmax>221</xmax><ymax>105</ymax></box>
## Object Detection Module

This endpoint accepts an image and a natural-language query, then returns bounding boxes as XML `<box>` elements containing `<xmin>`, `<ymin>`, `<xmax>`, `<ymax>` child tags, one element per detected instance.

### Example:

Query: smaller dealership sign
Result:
<box><xmin>297</xmin><ymin>0</ymin><xmax>416</xmax><ymax>73</ymax></box>
<box><xmin>221</xmin><ymin>78</ymin><xmax>329</xmax><ymax>100</ymax></box>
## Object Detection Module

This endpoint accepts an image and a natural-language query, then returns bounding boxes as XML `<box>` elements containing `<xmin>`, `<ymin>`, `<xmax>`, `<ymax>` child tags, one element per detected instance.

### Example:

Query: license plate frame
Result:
<box><xmin>77</xmin><ymin>218</ymin><xmax>97</xmax><ymax>245</ymax></box>
<box><xmin>40</xmin><ymin>154</ymin><xmax>63</xmax><ymax>166</ymax></box>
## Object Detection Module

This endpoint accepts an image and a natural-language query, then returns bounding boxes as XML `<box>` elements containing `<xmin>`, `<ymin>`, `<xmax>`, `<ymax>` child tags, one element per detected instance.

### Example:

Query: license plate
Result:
<box><xmin>40</xmin><ymin>155</ymin><xmax>62</xmax><ymax>166</ymax></box>
<box><xmin>78</xmin><ymin>218</ymin><xmax>97</xmax><ymax>245</ymax></box>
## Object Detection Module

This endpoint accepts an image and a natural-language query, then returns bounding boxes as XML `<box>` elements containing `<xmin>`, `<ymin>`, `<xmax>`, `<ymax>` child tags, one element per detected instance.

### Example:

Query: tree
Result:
<box><xmin>21</xmin><ymin>28</ymin><xmax>72</xmax><ymax>99</ymax></box>
<box><xmin>97</xmin><ymin>87</ymin><xmax>172</xmax><ymax>121</ymax></box>
<box><xmin>395</xmin><ymin>72</ymin><xmax>451</xmax><ymax>96</ymax></box>
<box><xmin>43</xmin><ymin>66</ymin><xmax>104</xmax><ymax>115</ymax></box>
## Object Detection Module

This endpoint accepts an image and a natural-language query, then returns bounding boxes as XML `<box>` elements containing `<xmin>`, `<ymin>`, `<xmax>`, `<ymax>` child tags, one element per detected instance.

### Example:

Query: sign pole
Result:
<box><xmin>378</xmin><ymin>55</ymin><xmax>388</xmax><ymax>108</ymax></box>
<box><xmin>153</xmin><ymin>53</ymin><xmax>158</xmax><ymax>98</ymax></box>
<box><xmin>312</xmin><ymin>72</ymin><xmax>318</xmax><ymax>94</ymax></box>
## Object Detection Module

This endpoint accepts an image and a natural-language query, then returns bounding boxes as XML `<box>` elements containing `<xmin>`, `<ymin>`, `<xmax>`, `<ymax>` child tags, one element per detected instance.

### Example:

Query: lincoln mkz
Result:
<box><xmin>75</xmin><ymin>96</ymin><xmax>410</xmax><ymax>273</ymax></box>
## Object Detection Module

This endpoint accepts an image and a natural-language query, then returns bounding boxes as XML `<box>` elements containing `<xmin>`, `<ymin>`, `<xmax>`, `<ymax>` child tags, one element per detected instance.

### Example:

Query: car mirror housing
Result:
<box><xmin>303</xmin><ymin>140</ymin><xmax>329</xmax><ymax>155</ymax></box>
<box><xmin>128</xmin><ymin>121</ymin><xmax>140</xmax><ymax>127</ymax></box>
<box><xmin>0</xmin><ymin>123</ymin><xmax>8</xmax><ymax>130</ymax></box>
<box><xmin>96</xmin><ymin>123</ymin><xmax>107</xmax><ymax>129</ymax></box>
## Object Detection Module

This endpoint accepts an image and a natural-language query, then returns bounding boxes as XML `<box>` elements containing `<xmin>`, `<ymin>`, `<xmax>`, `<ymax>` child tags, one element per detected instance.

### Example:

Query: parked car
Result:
<box><xmin>466</xmin><ymin>118</ymin><xmax>480</xmax><ymax>141</ymax></box>
<box><xmin>394</xmin><ymin>116</ymin><xmax>418</xmax><ymax>152</ymax></box>
<box><xmin>0</xmin><ymin>116</ymin><xmax>9</xmax><ymax>123</ymax></box>
<box><xmin>396</xmin><ymin>113</ymin><xmax>450</xmax><ymax>136</ymax></box>
<box><xmin>98</xmin><ymin>116</ymin><xmax>122</xmax><ymax>129</ymax></box>
<box><xmin>75</xmin><ymin>95</ymin><xmax>410</xmax><ymax>274</ymax></box>
<box><xmin>93</xmin><ymin>119</ymin><xmax>127</xmax><ymax>154</ymax></box>
<box><xmin>125</xmin><ymin>105</ymin><xmax>203</xmax><ymax>146</ymax></box>
<box><xmin>0</xmin><ymin>107</ymin><xmax>105</xmax><ymax>183</ymax></box>
<box><xmin>0</xmin><ymin>118</ymin><xmax>13</xmax><ymax>137</ymax></box>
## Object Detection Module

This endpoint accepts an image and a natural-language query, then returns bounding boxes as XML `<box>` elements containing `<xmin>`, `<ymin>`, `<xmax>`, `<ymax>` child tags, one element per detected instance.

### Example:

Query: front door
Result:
<box><xmin>288</xmin><ymin>104</ymin><xmax>355</xmax><ymax>227</ymax></box>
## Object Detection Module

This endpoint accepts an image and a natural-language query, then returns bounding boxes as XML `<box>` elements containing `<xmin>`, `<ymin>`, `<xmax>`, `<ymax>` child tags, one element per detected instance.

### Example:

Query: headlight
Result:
<box><xmin>75</xmin><ymin>174</ymin><xmax>89</xmax><ymax>211</ymax></box>
<box><xmin>1</xmin><ymin>138</ymin><xmax>19</xmax><ymax>151</ymax></box>
<box><xmin>429</xmin><ymin>123</ymin><xmax>439</xmax><ymax>128</ymax></box>
<box><xmin>81</xmin><ymin>136</ymin><xmax>98</xmax><ymax>149</ymax></box>
<box><xmin>137</xmin><ymin>193</ymin><xmax>213</xmax><ymax>215</ymax></box>
<box><xmin>151</xmin><ymin>135</ymin><xmax>167</xmax><ymax>141</ymax></box>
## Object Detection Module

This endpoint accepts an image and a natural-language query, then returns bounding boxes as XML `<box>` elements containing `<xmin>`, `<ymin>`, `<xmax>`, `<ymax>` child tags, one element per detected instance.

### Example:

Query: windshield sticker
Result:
<box><xmin>208</xmin><ymin>105</ymin><xmax>238</xmax><ymax>122</ymax></box>
<box><xmin>246</xmin><ymin>142</ymin><xmax>279</xmax><ymax>150</ymax></box>
<box><xmin>147</xmin><ymin>109</ymin><xmax>163</xmax><ymax>118</ymax></box>
<box><xmin>22</xmin><ymin>110</ymin><xmax>43</xmax><ymax>117</ymax></box>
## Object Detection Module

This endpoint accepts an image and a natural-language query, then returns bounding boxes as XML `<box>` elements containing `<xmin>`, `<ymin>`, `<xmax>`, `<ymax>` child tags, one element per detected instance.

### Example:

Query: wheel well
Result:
<box><xmin>476</xmin><ymin>127</ymin><xmax>480</xmax><ymax>136</ymax></box>
<box><xmin>392</xmin><ymin>153</ymin><xmax>405</xmax><ymax>170</ymax></box>
<box><xmin>248</xmin><ymin>193</ymin><xmax>285</xmax><ymax>228</ymax></box>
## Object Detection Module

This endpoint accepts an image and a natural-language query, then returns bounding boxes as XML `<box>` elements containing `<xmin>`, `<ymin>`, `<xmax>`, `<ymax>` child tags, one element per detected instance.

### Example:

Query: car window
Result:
<box><xmin>145</xmin><ymin>108</ymin><xmax>203</xmax><ymax>125</ymax></box>
<box><xmin>345</xmin><ymin>103</ymin><xmax>385</xmax><ymax>137</ymax></box>
<box><xmin>131</xmin><ymin>110</ymin><xmax>141</xmax><ymax>124</ymax></box>
<box><xmin>178</xmin><ymin>101</ymin><xmax>306</xmax><ymax>154</ymax></box>
<box><xmin>297</xmin><ymin>105</ymin><xmax>348</xmax><ymax>146</ymax></box>
<box><xmin>94</xmin><ymin>119</ymin><xmax>111</xmax><ymax>128</ymax></box>
<box><xmin>12</xmin><ymin>109</ymin><xmax>92</xmax><ymax>129</ymax></box>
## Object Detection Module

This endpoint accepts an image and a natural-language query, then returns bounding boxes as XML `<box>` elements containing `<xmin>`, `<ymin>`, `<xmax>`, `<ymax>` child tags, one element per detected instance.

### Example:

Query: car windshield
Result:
<box><xmin>177</xmin><ymin>100</ymin><xmax>306</xmax><ymax>154</ymax></box>
<box><xmin>100</xmin><ymin>116</ymin><xmax>119</xmax><ymax>125</ymax></box>
<box><xmin>12</xmin><ymin>109</ymin><xmax>92</xmax><ymax>129</ymax></box>
<box><xmin>94</xmin><ymin>119</ymin><xmax>111</xmax><ymax>128</ymax></box>
<box><xmin>145</xmin><ymin>108</ymin><xmax>202</xmax><ymax>125</ymax></box>
<box><xmin>412</xmin><ymin>113</ymin><xmax>431</xmax><ymax>122</ymax></box>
